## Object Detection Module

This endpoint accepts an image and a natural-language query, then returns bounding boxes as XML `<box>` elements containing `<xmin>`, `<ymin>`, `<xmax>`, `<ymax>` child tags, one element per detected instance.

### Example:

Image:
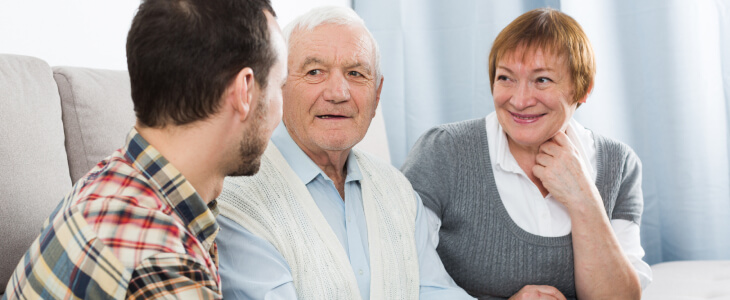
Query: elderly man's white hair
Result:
<box><xmin>283</xmin><ymin>6</ymin><xmax>382</xmax><ymax>84</ymax></box>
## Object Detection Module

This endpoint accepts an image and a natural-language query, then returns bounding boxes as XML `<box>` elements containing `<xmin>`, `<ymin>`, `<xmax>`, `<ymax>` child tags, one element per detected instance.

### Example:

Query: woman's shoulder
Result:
<box><xmin>405</xmin><ymin>117</ymin><xmax>488</xmax><ymax>173</ymax></box>
<box><xmin>590</xmin><ymin>132</ymin><xmax>642</xmax><ymax>186</ymax></box>
<box><xmin>439</xmin><ymin>117</ymin><xmax>485</xmax><ymax>133</ymax></box>
<box><xmin>591</xmin><ymin>132</ymin><xmax>639</xmax><ymax>160</ymax></box>
<box><xmin>420</xmin><ymin>117</ymin><xmax>487</xmax><ymax>143</ymax></box>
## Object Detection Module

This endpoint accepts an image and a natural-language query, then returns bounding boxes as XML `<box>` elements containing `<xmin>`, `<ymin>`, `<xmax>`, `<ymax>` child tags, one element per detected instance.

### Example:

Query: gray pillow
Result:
<box><xmin>0</xmin><ymin>54</ymin><xmax>73</xmax><ymax>293</ymax></box>
<box><xmin>54</xmin><ymin>66</ymin><xmax>135</xmax><ymax>183</ymax></box>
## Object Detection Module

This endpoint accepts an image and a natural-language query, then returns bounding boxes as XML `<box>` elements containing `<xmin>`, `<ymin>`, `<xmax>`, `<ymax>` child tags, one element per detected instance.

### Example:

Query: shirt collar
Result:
<box><xmin>489</xmin><ymin>114</ymin><xmax>522</xmax><ymax>174</ymax></box>
<box><xmin>566</xmin><ymin>118</ymin><xmax>596</xmax><ymax>179</ymax></box>
<box><xmin>123</xmin><ymin>128</ymin><xmax>220</xmax><ymax>250</ymax></box>
<box><xmin>271</xmin><ymin>123</ymin><xmax>362</xmax><ymax>184</ymax></box>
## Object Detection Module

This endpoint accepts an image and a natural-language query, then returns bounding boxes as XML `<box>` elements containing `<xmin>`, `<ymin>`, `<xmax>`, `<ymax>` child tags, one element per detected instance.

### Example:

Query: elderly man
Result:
<box><xmin>216</xmin><ymin>6</ymin><xmax>474</xmax><ymax>300</ymax></box>
<box><xmin>2</xmin><ymin>0</ymin><xmax>286</xmax><ymax>298</ymax></box>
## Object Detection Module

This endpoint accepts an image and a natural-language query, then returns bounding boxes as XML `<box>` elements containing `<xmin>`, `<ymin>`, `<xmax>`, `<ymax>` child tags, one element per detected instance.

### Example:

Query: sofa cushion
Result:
<box><xmin>0</xmin><ymin>54</ymin><xmax>73</xmax><ymax>293</ymax></box>
<box><xmin>54</xmin><ymin>67</ymin><xmax>135</xmax><ymax>183</ymax></box>
<box><xmin>642</xmin><ymin>260</ymin><xmax>730</xmax><ymax>299</ymax></box>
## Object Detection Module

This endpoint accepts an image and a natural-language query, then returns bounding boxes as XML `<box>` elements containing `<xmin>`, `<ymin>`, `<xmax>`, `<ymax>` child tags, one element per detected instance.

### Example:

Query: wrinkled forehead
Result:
<box><xmin>288</xmin><ymin>23</ymin><xmax>376</xmax><ymax>67</ymax></box>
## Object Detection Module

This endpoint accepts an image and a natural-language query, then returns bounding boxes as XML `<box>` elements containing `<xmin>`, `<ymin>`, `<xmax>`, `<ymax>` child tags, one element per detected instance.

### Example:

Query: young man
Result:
<box><xmin>2</xmin><ymin>0</ymin><xmax>286</xmax><ymax>298</ymax></box>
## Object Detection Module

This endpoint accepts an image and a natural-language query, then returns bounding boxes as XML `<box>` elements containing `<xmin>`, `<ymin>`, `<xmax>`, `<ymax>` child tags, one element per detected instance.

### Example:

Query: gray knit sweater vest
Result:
<box><xmin>401</xmin><ymin>118</ymin><xmax>643</xmax><ymax>299</ymax></box>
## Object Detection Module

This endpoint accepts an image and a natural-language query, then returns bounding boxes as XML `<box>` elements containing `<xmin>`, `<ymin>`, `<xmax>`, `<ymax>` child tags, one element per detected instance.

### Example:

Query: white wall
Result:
<box><xmin>0</xmin><ymin>2</ymin><xmax>139</xmax><ymax>70</ymax></box>
<box><xmin>272</xmin><ymin>0</ymin><xmax>351</xmax><ymax>30</ymax></box>
<box><xmin>0</xmin><ymin>0</ymin><xmax>350</xmax><ymax>70</ymax></box>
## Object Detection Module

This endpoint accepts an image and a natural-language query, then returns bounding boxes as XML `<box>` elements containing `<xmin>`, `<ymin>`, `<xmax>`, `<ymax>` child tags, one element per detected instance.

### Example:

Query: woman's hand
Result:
<box><xmin>532</xmin><ymin>131</ymin><xmax>599</xmax><ymax>208</ymax></box>
<box><xmin>508</xmin><ymin>285</ymin><xmax>567</xmax><ymax>300</ymax></box>
<box><xmin>532</xmin><ymin>132</ymin><xmax>641</xmax><ymax>299</ymax></box>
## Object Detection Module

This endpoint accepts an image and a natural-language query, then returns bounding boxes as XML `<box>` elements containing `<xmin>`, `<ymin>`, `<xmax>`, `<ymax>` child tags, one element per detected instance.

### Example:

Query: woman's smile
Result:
<box><xmin>509</xmin><ymin>112</ymin><xmax>547</xmax><ymax>124</ymax></box>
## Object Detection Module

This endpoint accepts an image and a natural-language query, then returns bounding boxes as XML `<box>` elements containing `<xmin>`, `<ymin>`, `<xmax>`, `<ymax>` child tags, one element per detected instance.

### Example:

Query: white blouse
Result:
<box><xmin>424</xmin><ymin>112</ymin><xmax>652</xmax><ymax>289</ymax></box>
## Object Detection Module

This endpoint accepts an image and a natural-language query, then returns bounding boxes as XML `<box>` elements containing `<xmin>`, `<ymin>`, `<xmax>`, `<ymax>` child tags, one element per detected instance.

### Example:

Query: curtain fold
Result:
<box><xmin>355</xmin><ymin>0</ymin><xmax>730</xmax><ymax>264</ymax></box>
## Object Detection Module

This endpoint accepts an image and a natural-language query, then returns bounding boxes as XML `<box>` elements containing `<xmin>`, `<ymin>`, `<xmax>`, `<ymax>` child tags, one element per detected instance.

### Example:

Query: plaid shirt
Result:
<box><xmin>3</xmin><ymin>129</ymin><xmax>222</xmax><ymax>299</ymax></box>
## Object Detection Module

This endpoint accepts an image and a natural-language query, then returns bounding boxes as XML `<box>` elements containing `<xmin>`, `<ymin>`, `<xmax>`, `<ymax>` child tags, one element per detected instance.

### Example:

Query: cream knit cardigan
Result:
<box><xmin>218</xmin><ymin>143</ymin><xmax>419</xmax><ymax>300</ymax></box>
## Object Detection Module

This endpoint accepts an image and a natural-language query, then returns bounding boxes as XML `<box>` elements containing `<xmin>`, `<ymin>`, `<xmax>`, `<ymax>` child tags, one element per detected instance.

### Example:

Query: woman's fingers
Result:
<box><xmin>532</xmin><ymin>164</ymin><xmax>545</xmax><ymax>181</ymax></box>
<box><xmin>538</xmin><ymin>139</ymin><xmax>559</xmax><ymax>156</ymax></box>
<box><xmin>533</xmin><ymin>285</ymin><xmax>567</xmax><ymax>300</ymax></box>
<box><xmin>550</xmin><ymin>130</ymin><xmax>571</xmax><ymax>147</ymax></box>
<box><xmin>509</xmin><ymin>285</ymin><xmax>567</xmax><ymax>300</ymax></box>
<box><xmin>535</xmin><ymin>153</ymin><xmax>551</xmax><ymax>167</ymax></box>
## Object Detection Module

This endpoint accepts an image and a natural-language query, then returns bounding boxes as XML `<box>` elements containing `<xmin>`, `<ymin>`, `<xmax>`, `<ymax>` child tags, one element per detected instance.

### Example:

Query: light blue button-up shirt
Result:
<box><xmin>217</xmin><ymin>124</ymin><xmax>474</xmax><ymax>300</ymax></box>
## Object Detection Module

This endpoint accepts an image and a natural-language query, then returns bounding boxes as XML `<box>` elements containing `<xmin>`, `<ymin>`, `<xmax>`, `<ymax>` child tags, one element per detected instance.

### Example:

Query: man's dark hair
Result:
<box><xmin>127</xmin><ymin>0</ymin><xmax>276</xmax><ymax>127</ymax></box>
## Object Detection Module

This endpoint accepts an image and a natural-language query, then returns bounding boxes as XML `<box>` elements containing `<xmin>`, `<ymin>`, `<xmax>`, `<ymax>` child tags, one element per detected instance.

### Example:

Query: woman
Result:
<box><xmin>401</xmin><ymin>8</ymin><xmax>650</xmax><ymax>300</ymax></box>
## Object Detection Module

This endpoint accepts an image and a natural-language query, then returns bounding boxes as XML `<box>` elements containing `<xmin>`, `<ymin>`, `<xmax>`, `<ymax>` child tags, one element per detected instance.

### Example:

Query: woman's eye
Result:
<box><xmin>307</xmin><ymin>69</ymin><xmax>321</xmax><ymax>76</ymax></box>
<box><xmin>497</xmin><ymin>75</ymin><xmax>508</xmax><ymax>81</ymax></box>
<box><xmin>537</xmin><ymin>77</ymin><xmax>552</xmax><ymax>83</ymax></box>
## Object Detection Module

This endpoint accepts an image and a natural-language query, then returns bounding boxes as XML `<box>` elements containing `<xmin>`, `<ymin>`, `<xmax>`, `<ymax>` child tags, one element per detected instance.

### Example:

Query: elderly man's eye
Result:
<box><xmin>348</xmin><ymin>71</ymin><xmax>362</xmax><ymax>77</ymax></box>
<box><xmin>307</xmin><ymin>69</ymin><xmax>322</xmax><ymax>76</ymax></box>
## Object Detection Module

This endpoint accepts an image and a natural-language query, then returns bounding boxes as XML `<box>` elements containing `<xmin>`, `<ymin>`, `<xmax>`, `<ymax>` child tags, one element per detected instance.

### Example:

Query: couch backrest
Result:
<box><xmin>54</xmin><ymin>66</ymin><xmax>135</xmax><ymax>183</ymax></box>
<box><xmin>0</xmin><ymin>54</ymin><xmax>74</xmax><ymax>293</ymax></box>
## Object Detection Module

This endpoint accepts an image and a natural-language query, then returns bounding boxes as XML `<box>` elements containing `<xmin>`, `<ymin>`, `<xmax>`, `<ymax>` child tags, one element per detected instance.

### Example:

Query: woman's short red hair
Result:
<box><xmin>488</xmin><ymin>7</ymin><xmax>596</xmax><ymax>104</ymax></box>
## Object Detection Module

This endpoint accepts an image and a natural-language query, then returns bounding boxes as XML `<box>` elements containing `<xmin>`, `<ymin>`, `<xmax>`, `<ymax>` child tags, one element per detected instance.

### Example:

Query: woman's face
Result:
<box><xmin>493</xmin><ymin>46</ymin><xmax>579</xmax><ymax>150</ymax></box>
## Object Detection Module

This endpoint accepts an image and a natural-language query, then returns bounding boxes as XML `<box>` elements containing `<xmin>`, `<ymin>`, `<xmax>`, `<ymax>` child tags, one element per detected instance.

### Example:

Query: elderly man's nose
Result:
<box><xmin>323</xmin><ymin>73</ymin><xmax>350</xmax><ymax>103</ymax></box>
<box><xmin>510</xmin><ymin>83</ymin><xmax>536</xmax><ymax>110</ymax></box>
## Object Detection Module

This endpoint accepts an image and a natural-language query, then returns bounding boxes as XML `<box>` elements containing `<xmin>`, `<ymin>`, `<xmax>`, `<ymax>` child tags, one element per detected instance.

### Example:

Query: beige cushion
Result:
<box><xmin>54</xmin><ymin>67</ymin><xmax>135</xmax><ymax>183</ymax></box>
<box><xmin>0</xmin><ymin>54</ymin><xmax>73</xmax><ymax>293</ymax></box>
<box><xmin>643</xmin><ymin>260</ymin><xmax>730</xmax><ymax>299</ymax></box>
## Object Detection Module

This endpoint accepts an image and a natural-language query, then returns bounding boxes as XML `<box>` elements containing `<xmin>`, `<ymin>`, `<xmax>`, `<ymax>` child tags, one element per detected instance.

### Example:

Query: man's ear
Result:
<box><xmin>372</xmin><ymin>75</ymin><xmax>384</xmax><ymax>118</ymax></box>
<box><xmin>231</xmin><ymin>67</ymin><xmax>257</xmax><ymax>121</ymax></box>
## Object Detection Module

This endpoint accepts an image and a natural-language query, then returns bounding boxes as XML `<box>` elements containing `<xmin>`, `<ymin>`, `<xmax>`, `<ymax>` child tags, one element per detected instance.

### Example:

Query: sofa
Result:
<box><xmin>642</xmin><ymin>260</ymin><xmax>730</xmax><ymax>299</ymax></box>
<box><xmin>1</xmin><ymin>53</ymin><xmax>727</xmax><ymax>298</ymax></box>
<box><xmin>0</xmin><ymin>53</ymin><xmax>135</xmax><ymax>296</ymax></box>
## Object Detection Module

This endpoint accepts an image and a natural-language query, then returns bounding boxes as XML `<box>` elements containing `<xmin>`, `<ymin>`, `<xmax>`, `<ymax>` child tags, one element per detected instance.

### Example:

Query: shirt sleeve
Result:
<box><xmin>611</xmin><ymin>144</ymin><xmax>652</xmax><ymax>289</ymax></box>
<box><xmin>126</xmin><ymin>252</ymin><xmax>221</xmax><ymax>299</ymax></box>
<box><xmin>424</xmin><ymin>206</ymin><xmax>442</xmax><ymax>248</ymax></box>
<box><xmin>216</xmin><ymin>216</ymin><xmax>298</xmax><ymax>300</ymax></box>
<box><xmin>414</xmin><ymin>192</ymin><xmax>476</xmax><ymax>300</ymax></box>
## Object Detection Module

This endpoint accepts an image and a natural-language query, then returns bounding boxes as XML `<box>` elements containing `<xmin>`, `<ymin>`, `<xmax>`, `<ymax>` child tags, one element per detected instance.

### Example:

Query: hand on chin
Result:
<box><xmin>531</xmin><ymin>131</ymin><xmax>598</xmax><ymax>208</ymax></box>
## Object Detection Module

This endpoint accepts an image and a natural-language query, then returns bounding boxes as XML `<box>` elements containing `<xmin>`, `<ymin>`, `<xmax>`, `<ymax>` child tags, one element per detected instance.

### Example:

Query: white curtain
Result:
<box><xmin>355</xmin><ymin>0</ymin><xmax>730</xmax><ymax>264</ymax></box>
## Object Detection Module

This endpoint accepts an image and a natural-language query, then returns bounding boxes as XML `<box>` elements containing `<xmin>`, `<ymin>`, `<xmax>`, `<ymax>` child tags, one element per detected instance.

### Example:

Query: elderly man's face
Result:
<box><xmin>282</xmin><ymin>23</ymin><xmax>382</xmax><ymax>155</ymax></box>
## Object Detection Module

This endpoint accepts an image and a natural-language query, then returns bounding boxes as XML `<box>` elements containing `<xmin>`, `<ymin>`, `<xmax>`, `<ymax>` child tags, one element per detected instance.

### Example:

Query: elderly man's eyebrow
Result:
<box><xmin>300</xmin><ymin>57</ymin><xmax>324</xmax><ymax>70</ymax></box>
<box><xmin>345</xmin><ymin>62</ymin><xmax>373</xmax><ymax>75</ymax></box>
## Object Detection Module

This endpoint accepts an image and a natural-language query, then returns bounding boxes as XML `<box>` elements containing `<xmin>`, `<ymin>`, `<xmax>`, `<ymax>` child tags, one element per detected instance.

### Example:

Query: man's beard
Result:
<box><xmin>228</xmin><ymin>94</ymin><xmax>269</xmax><ymax>177</ymax></box>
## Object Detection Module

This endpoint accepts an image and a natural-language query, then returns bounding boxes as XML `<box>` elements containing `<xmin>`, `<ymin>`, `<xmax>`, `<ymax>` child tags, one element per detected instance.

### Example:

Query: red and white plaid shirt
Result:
<box><xmin>3</xmin><ymin>128</ymin><xmax>221</xmax><ymax>299</ymax></box>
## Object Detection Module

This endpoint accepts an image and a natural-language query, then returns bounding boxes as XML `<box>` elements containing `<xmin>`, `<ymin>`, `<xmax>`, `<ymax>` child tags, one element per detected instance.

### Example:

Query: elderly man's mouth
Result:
<box><xmin>316</xmin><ymin>115</ymin><xmax>348</xmax><ymax>119</ymax></box>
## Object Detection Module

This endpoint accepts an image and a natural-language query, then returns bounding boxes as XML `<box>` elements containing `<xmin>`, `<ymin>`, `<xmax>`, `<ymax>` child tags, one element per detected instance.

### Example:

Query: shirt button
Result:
<box><xmin>359</xmin><ymin>269</ymin><xmax>364</xmax><ymax>275</ymax></box>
